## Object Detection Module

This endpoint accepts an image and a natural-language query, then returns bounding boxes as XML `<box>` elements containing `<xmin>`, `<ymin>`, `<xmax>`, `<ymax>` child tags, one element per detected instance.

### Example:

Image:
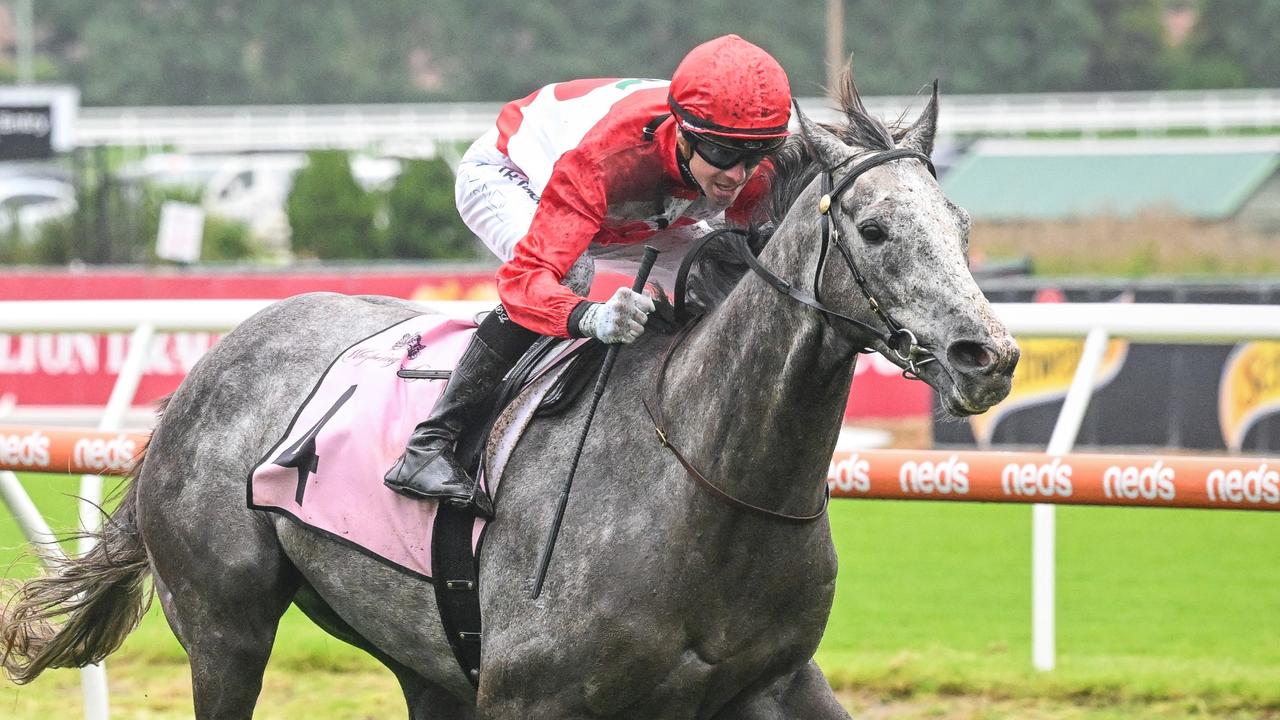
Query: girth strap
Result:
<box><xmin>429</xmin><ymin>335</ymin><xmax>588</xmax><ymax>689</ymax></box>
<box><xmin>431</xmin><ymin>504</ymin><xmax>483</xmax><ymax>687</ymax></box>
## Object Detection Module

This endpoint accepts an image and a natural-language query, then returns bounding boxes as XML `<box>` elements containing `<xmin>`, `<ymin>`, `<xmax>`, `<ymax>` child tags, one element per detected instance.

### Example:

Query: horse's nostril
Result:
<box><xmin>947</xmin><ymin>340</ymin><xmax>996</xmax><ymax>373</ymax></box>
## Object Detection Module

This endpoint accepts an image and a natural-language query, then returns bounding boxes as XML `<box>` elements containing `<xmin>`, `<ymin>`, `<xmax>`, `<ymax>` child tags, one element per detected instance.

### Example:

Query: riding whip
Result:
<box><xmin>530</xmin><ymin>245</ymin><xmax>660</xmax><ymax>599</ymax></box>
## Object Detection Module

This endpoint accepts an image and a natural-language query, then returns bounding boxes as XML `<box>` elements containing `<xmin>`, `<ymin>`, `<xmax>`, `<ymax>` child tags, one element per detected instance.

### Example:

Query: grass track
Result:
<box><xmin>3</xmin><ymin>473</ymin><xmax>1279</xmax><ymax>717</ymax></box>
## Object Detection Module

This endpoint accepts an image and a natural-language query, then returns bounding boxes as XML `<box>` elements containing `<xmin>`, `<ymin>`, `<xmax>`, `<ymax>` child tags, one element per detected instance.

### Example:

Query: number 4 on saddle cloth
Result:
<box><xmin>248</xmin><ymin>312</ymin><xmax>599</xmax><ymax>579</ymax></box>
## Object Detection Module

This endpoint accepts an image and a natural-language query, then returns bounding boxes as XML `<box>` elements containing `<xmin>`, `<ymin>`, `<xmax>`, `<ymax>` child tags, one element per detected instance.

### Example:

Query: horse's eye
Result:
<box><xmin>858</xmin><ymin>221</ymin><xmax>887</xmax><ymax>244</ymax></box>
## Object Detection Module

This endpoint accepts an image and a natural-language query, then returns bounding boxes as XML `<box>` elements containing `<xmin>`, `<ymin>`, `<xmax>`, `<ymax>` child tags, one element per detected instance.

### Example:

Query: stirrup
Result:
<box><xmin>445</xmin><ymin>486</ymin><xmax>494</xmax><ymax>520</ymax></box>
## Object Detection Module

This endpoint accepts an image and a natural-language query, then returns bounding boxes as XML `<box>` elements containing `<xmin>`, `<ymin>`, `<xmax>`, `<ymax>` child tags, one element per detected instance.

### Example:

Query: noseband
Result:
<box><xmin>741</xmin><ymin>147</ymin><xmax>939</xmax><ymax>378</ymax></box>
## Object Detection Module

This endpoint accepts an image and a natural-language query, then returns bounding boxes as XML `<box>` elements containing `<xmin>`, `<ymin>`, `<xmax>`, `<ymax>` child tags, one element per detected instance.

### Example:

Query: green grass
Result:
<box><xmin>3</xmin><ymin>474</ymin><xmax>1279</xmax><ymax>717</ymax></box>
<box><xmin>818</xmin><ymin>500</ymin><xmax>1280</xmax><ymax>713</ymax></box>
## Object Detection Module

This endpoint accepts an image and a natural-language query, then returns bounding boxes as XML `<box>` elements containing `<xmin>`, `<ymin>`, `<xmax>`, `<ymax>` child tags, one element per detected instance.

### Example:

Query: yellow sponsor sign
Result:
<box><xmin>410</xmin><ymin>279</ymin><xmax>499</xmax><ymax>302</ymax></box>
<box><xmin>1219</xmin><ymin>342</ymin><xmax>1280</xmax><ymax>452</ymax></box>
<box><xmin>970</xmin><ymin>336</ymin><xmax>1129</xmax><ymax>446</ymax></box>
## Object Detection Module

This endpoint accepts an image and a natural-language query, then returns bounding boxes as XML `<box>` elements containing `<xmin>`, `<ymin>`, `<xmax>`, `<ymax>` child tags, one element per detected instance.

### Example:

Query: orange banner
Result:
<box><xmin>828</xmin><ymin>449</ymin><xmax>1280</xmax><ymax>511</ymax></box>
<box><xmin>0</xmin><ymin>426</ymin><xmax>148</xmax><ymax>476</ymax></box>
<box><xmin>3</xmin><ymin>426</ymin><xmax>1278</xmax><ymax>511</ymax></box>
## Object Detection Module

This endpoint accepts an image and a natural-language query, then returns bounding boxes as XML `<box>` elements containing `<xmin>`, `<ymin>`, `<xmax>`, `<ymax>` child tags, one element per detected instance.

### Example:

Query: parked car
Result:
<box><xmin>123</xmin><ymin>152</ymin><xmax>402</xmax><ymax>252</ymax></box>
<box><xmin>0</xmin><ymin>176</ymin><xmax>77</xmax><ymax>238</ymax></box>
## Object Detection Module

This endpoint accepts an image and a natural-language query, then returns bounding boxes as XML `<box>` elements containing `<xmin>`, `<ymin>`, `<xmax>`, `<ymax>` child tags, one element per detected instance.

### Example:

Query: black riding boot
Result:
<box><xmin>384</xmin><ymin>307</ymin><xmax>538</xmax><ymax>518</ymax></box>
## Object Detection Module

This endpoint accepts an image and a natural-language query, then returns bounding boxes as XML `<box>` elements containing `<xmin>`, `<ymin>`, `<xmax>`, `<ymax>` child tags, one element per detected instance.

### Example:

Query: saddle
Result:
<box><xmin>446</xmin><ymin>334</ymin><xmax>608</xmax><ymax>476</ymax></box>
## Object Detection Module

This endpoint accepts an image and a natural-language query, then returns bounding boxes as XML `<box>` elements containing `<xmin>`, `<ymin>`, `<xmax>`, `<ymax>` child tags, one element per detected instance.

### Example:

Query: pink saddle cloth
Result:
<box><xmin>249</xmin><ymin>314</ymin><xmax>504</xmax><ymax>580</ymax></box>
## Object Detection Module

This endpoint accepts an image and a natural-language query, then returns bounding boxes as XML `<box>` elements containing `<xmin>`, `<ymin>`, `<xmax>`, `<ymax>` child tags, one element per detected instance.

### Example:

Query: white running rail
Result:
<box><xmin>76</xmin><ymin>89</ymin><xmax>1280</xmax><ymax>152</ymax></box>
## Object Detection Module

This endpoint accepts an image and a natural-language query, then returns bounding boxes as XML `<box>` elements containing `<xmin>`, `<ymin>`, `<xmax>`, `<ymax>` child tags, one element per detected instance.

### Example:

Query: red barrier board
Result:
<box><xmin>0</xmin><ymin>269</ymin><xmax>929</xmax><ymax>418</ymax></box>
<box><xmin>0</xmin><ymin>268</ymin><xmax>499</xmax><ymax>302</ymax></box>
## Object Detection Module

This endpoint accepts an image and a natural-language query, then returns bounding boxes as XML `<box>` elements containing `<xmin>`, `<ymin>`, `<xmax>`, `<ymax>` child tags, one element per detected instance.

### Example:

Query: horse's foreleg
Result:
<box><xmin>715</xmin><ymin>661</ymin><xmax>851</xmax><ymax>720</ymax></box>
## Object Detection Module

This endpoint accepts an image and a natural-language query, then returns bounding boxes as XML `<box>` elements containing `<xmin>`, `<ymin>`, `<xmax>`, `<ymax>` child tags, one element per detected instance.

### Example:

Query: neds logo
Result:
<box><xmin>0</xmin><ymin>430</ymin><xmax>51</xmax><ymax>468</ymax></box>
<box><xmin>1103</xmin><ymin>461</ymin><xmax>1175</xmax><ymax>502</ymax></box>
<box><xmin>1001</xmin><ymin>457</ymin><xmax>1073</xmax><ymax>498</ymax></box>
<box><xmin>73</xmin><ymin>434</ymin><xmax>137</xmax><ymax>474</ymax></box>
<box><xmin>828</xmin><ymin>454</ymin><xmax>870</xmax><ymax>494</ymax></box>
<box><xmin>1207</xmin><ymin>464</ymin><xmax>1280</xmax><ymax>505</ymax></box>
<box><xmin>898</xmin><ymin>456</ymin><xmax>969</xmax><ymax>495</ymax></box>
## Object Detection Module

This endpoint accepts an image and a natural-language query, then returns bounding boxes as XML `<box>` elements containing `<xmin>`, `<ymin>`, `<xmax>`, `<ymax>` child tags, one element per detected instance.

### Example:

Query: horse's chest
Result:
<box><xmin>618</xmin><ymin>561</ymin><xmax>833</xmax><ymax>712</ymax></box>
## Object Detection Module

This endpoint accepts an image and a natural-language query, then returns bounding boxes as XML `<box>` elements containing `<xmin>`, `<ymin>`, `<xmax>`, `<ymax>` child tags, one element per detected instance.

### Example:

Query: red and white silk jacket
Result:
<box><xmin>487</xmin><ymin>77</ymin><xmax>774</xmax><ymax>337</ymax></box>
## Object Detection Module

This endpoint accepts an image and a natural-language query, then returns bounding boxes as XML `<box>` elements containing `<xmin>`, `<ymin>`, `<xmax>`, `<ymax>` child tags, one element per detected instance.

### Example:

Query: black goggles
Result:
<box><xmin>687</xmin><ymin>132</ymin><xmax>785</xmax><ymax>170</ymax></box>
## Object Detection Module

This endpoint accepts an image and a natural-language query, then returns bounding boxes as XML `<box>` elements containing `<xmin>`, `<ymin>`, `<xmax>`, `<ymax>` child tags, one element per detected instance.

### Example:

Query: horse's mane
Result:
<box><xmin>670</xmin><ymin>71</ymin><xmax>904</xmax><ymax>319</ymax></box>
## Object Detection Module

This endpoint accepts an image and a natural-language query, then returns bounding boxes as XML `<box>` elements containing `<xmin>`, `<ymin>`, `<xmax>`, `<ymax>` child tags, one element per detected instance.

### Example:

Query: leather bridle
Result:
<box><xmin>754</xmin><ymin>146</ymin><xmax>939</xmax><ymax>378</ymax></box>
<box><xmin>648</xmin><ymin>147</ymin><xmax>939</xmax><ymax>523</ymax></box>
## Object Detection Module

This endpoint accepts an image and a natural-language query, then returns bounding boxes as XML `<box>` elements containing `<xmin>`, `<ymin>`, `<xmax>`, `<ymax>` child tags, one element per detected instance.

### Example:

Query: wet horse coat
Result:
<box><xmin>2</xmin><ymin>78</ymin><xmax>1017</xmax><ymax>719</ymax></box>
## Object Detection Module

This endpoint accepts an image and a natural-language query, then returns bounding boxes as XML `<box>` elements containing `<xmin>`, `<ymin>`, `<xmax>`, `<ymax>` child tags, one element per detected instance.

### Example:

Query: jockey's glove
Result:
<box><xmin>579</xmin><ymin>287</ymin><xmax>655</xmax><ymax>344</ymax></box>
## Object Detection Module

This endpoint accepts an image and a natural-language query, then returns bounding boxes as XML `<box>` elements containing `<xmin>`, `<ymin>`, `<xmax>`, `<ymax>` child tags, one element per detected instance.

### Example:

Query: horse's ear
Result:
<box><xmin>793</xmin><ymin>100</ymin><xmax>848</xmax><ymax>169</ymax></box>
<box><xmin>900</xmin><ymin>80</ymin><xmax>939</xmax><ymax>157</ymax></box>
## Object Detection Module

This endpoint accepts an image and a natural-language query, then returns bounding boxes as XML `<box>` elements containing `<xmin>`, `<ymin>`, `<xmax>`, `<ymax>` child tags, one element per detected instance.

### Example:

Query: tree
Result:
<box><xmin>58</xmin><ymin>3</ymin><xmax>254</xmax><ymax>104</ymax></box>
<box><xmin>842</xmin><ymin>0</ymin><xmax>1097</xmax><ymax>94</ymax></box>
<box><xmin>286</xmin><ymin>151</ymin><xmax>378</xmax><ymax>259</ymax></box>
<box><xmin>1174</xmin><ymin>0</ymin><xmax>1280</xmax><ymax>89</ymax></box>
<box><xmin>382</xmin><ymin>158</ymin><xmax>480</xmax><ymax>260</ymax></box>
<box><xmin>1084</xmin><ymin>0</ymin><xmax>1170</xmax><ymax>90</ymax></box>
<box><xmin>34</xmin><ymin>0</ymin><xmax>460</xmax><ymax>104</ymax></box>
<box><xmin>28</xmin><ymin>0</ymin><xmax>1280</xmax><ymax>104</ymax></box>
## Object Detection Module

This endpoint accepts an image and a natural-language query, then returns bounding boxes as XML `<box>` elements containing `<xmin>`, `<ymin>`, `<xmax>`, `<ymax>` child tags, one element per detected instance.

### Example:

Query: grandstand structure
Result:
<box><xmin>945</xmin><ymin>137</ymin><xmax>1280</xmax><ymax>231</ymax></box>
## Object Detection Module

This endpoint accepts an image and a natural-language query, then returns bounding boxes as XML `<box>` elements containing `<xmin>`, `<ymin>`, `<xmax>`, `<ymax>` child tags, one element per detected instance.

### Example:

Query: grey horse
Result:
<box><xmin>2</xmin><ymin>77</ymin><xmax>1017</xmax><ymax>719</ymax></box>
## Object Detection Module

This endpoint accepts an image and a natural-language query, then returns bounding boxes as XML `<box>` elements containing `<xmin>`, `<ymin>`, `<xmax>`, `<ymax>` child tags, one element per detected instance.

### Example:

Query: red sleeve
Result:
<box><xmin>726</xmin><ymin>158</ymin><xmax>775</xmax><ymax>227</ymax></box>
<box><xmin>495</xmin><ymin>156</ymin><xmax>606</xmax><ymax>338</ymax></box>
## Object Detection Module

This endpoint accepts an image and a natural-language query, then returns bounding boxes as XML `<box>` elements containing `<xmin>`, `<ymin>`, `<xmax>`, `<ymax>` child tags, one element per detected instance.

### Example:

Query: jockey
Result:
<box><xmin>384</xmin><ymin>34</ymin><xmax>792</xmax><ymax>517</ymax></box>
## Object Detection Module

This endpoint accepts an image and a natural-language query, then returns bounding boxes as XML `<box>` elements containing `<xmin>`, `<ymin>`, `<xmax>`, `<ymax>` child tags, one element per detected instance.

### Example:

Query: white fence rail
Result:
<box><xmin>3</xmin><ymin>299</ymin><xmax>1279</xmax><ymax>717</ymax></box>
<box><xmin>77</xmin><ymin>89</ymin><xmax>1280</xmax><ymax>152</ymax></box>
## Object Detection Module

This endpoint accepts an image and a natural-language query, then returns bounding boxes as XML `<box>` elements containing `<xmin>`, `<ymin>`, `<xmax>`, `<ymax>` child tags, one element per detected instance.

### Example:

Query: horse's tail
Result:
<box><xmin>1</xmin><ymin>461</ymin><xmax>153</xmax><ymax>684</ymax></box>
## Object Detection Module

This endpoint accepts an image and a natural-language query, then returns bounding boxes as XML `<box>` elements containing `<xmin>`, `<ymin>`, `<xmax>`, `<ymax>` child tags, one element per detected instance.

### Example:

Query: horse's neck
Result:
<box><xmin>661</xmin><ymin>223</ymin><xmax>857</xmax><ymax>517</ymax></box>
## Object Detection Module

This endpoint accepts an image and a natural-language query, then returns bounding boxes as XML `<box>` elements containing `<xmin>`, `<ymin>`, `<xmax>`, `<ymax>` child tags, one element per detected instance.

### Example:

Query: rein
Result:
<box><xmin>649</xmin><ymin>147</ymin><xmax>937</xmax><ymax>523</ymax></box>
<box><xmin>642</xmin><ymin>318</ymin><xmax>830</xmax><ymax>523</ymax></box>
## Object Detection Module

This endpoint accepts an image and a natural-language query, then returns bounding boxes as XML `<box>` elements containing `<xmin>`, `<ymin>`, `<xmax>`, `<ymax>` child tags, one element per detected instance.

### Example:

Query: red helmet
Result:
<box><xmin>669</xmin><ymin>34</ymin><xmax>791</xmax><ymax>144</ymax></box>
